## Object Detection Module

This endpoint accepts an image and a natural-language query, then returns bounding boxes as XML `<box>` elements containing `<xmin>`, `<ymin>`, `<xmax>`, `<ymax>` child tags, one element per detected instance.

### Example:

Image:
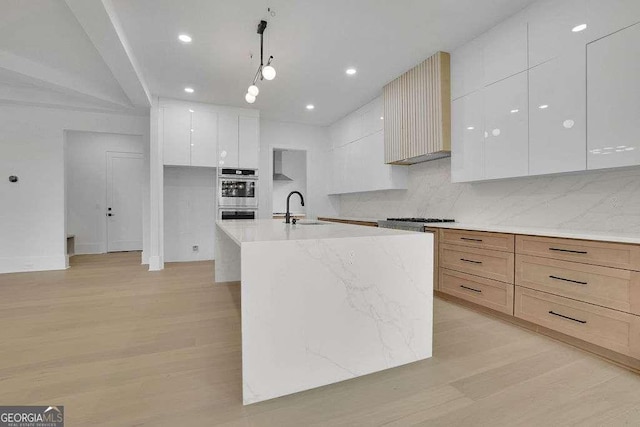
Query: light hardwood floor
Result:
<box><xmin>1</xmin><ymin>252</ymin><xmax>639</xmax><ymax>426</ymax></box>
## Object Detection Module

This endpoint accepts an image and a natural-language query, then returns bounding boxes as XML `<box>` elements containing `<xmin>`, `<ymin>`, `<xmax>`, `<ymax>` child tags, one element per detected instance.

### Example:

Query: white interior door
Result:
<box><xmin>106</xmin><ymin>152</ymin><xmax>143</xmax><ymax>252</ymax></box>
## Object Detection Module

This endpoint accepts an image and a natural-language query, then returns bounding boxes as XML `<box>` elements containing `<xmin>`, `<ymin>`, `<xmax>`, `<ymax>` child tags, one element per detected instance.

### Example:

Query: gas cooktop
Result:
<box><xmin>386</xmin><ymin>218</ymin><xmax>455</xmax><ymax>223</ymax></box>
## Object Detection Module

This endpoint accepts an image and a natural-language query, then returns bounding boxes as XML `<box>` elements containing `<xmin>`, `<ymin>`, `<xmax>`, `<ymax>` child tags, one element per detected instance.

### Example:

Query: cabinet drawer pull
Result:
<box><xmin>460</xmin><ymin>258</ymin><xmax>482</xmax><ymax>264</ymax></box>
<box><xmin>548</xmin><ymin>310</ymin><xmax>587</xmax><ymax>324</ymax></box>
<box><xmin>460</xmin><ymin>285</ymin><xmax>482</xmax><ymax>293</ymax></box>
<box><xmin>549</xmin><ymin>247</ymin><xmax>588</xmax><ymax>255</ymax></box>
<box><xmin>460</xmin><ymin>237</ymin><xmax>483</xmax><ymax>242</ymax></box>
<box><xmin>549</xmin><ymin>275</ymin><xmax>588</xmax><ymax>285</ymax></box>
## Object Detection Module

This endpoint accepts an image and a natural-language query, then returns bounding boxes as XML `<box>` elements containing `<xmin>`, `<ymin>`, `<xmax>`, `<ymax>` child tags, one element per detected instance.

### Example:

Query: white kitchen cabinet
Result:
<box><xmin>239</xmin><ymin>116</ymin><xmax>260</xmax><ymax>169</ymax></box>
<box><xmin>190</xmin><ymin>110</ymin><xmax>218</xmax><ymax>167</ymax></box>
<box><xmin>451</xmin><ymin>36</ymin><xmax>485</xmax><ymax>100</ymax></box>
<box><xmin>163</xmin><ymin>107</ymin><xmax>191</xmax><ymax>166</ymax></box>
<box><xmin>218</xmin><ymin>113</ymin><xmax>239</xmax><ymax>168</ymax></box>
<box><xmin>451</xmin><ymin>91</ymin><xmax>485</xmax><ymax>182</ymax></box>
<box><xmin>529</xmin><ymin>50</ymin><xmax>586</xmax><ymax>175</ymax></box>
<box><xmin>527</xmin><ymin>0</ymin><xmax>589</xmax><ymax>68</ymax></box>
<box><xmin>587</xmin><ymin>22</ymin><xmax>640</xmax><ymax>170</ymax></box>
<box><xmin>586</xmin><ymin>0</ymin><xmax>640</xmax><ymax>42</ymax></box>
<box><xmin>483</xmin><ymin>72</ymin><xmax>529</xmax><ymax>179</ymax></box>
<box><xmin>483</xmin><ymin>17</ymin><xmax>528</xmax><ymax>86</ymax></box>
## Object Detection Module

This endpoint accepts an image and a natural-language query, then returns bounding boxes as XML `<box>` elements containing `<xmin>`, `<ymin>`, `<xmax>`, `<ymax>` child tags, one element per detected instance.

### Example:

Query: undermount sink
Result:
<box><xmin>295</xmin><ymin>220</ymin><xmax>325</xmax><ymax>225</ymax></box>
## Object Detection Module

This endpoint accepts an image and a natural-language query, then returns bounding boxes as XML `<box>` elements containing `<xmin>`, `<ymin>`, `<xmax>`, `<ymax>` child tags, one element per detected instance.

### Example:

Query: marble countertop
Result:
<box><xmin>317</xmin><ymin>216</ymin><xmax>640</xmax><ymax>245</ymax></box>
<box><xmin>216</xmin><ymin>219</ymin><xmax>419</xmax><ymax>245</ymax></box>
<box><xmin>423</xmin><ymin>222</ymin><xmax>640</xmax><ymax>244</ymax></box>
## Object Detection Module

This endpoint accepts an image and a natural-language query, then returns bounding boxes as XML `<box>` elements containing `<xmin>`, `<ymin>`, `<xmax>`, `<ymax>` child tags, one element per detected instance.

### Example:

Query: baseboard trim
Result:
<box><xmin>0</xmin><ymin>255</ymin><xmax>67</xmax><ymax>274</ymax></box>
<box><xmin>148</xmin><ymin>255</ymin><xmax>164</xmax><ymax>271</ymax></box>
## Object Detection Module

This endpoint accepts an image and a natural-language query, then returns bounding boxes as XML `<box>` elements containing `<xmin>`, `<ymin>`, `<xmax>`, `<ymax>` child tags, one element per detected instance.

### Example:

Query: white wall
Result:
<box><xmin>66</xmin><ymin>131</ymin><xmax>143</xmax><ymax>254</ymax></box>
<box><xmin>259</xmin><ymin>119</ymin><xmax>339</xmax><ymax>219</ymax></box>
<box><xmin>272</xmin><ymin>150</ymin><xmax>307</xmax><ymax>214</ymax></box>
<box><xmin>339</xmin><ymin>157</ymin><xmax>640</xmax><ymax>234</ymax></box>
<box><xmin>0</xmin><ymin>103</ymin><xmax>149</xmax><ymax>274</ymax></box>
<box><xmin>163</xmin><ymin>166</ymin><xmax>216</xmax><ymax>262</ymax></box>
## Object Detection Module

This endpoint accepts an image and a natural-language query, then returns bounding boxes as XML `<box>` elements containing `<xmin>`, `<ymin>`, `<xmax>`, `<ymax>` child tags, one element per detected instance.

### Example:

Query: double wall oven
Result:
<box><xmin>217</xmin><ymin>168</ymin><xmax>258</xmax><ymax>220</ymax></box>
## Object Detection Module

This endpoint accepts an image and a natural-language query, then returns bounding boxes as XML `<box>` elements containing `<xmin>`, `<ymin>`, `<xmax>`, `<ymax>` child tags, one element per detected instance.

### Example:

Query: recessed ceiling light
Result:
<box><xmin>466</xmin><ymin>126</ymin><xmax>475</xmax><ymax>130</ymax></box>
<box><xmin>538</xmin><ymin>104</ymin><xmax>549</xmax><ymax>109</ymax></box>
<box><xmin>510</xmin><ymin>109</ymin><xmax>519</xmax><ymax>113</ymax></box>
<box><xmin>380</xmin><ymin>116</ymin><xmax>384</xmax><ymax>120</ymax></box>
<box><xmin>572</xmin><ymin>24</ymin><xmax>587</xmax><ymax>33</ymax></box>
<box><xmin>188</xmin><ymin>109</ymin><xmax>194</xmax><ymax>113</ymax></box>
<box><xmin>346</xmin><ymin>68</ymin><xmax>357</xmax><ymax>75</ymax></box>
<box><xmin>178</xmin><ymin>34</ymin><xmax>192</xmax><ymax>43</ymax></box>
<box><xmin>184</xmin><ymin>87</ymin><xmax>194</xmax><ymax>93</ymax></box>
<box><xmin>306</xmin><ymin>104</ymin><xmax>315</xmax><ymax>110</ymax></box>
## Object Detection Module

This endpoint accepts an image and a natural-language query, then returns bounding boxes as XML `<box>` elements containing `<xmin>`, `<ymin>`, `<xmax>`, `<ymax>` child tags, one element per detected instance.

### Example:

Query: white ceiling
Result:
<box><xmin>110</xmin><ymin>0</ymin><xmax>536</xmax><ymax>125</ymax></box>
<box><xmin>0</xmin><ymin>0</ymin><xmax>536</xmax><ymax>124</ymax></box>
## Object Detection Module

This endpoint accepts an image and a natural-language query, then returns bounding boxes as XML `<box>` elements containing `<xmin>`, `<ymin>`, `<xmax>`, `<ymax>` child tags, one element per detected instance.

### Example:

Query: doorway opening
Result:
<box><xmin>64</xmin><ymin>131</ymin><xmax>144</xmax><ymax>265</ymax></box>
<box><xmin>271</xmin><ymin>148</ymin><xmax>307</xmax><ymax>219</ymax></box>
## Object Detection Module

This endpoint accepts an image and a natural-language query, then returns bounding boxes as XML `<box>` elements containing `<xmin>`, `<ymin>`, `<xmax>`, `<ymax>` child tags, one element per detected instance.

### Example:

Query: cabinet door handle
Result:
<box><xmin>549</xmin><ymin>247</ymin><xmax>588</xmax><ymax>255</ymax></box>
<box><xmin>549</xmin><ymin>275</ymin><xmax>587</xmax><ymax>285</ymax></box>
<box><xmin>460</xmin><ymin>285</ymin><xmax>482</xmax><ymax>293</ymax></box>
<box><xmin>460</xmin><ymin>258</ymin><xmax>482</xmax><ymax>264</ymax></box>
<box><xmin>548</xmin><ymin>310</ymin><xmax>587</xmax><ymax>324</ymax></box>
<box><xmin>461</xmin><ymin>237</ymin><xmax>483</xmax><ymax>242</ymax></box>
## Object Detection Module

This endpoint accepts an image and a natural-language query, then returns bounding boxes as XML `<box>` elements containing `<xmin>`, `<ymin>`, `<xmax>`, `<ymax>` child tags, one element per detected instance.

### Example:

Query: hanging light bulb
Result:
<box><xmin>248</xmin><ymin>85</ymin><xmax>259</xmax><ymax>96</ymax></box>
<box><xmin>245</xmin><ymin>93</ymin><xmax>256</xmax><ymax>104</ymax></box>
<box><xmin>262</xmin><ymin>65</ymin><xmax>276</xmax><ymax>80</ymax></box>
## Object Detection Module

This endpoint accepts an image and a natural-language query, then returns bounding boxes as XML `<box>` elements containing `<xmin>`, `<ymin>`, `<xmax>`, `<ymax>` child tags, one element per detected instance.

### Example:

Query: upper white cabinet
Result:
<box><xmin>239</xmin><ymin>116</ymin><xmax>260</xmax><ymax>169</ymax></box>
<box><xmin>587</xmin><ymin>22</ymin><xmax>640</xmax><ymax>170</ymax></box>
<box><xmin>451</xmin><ymin>36</ymin><xmax>485</xmax><ymax>100</ymax></box>
<box><xmin>483</xmin><ymin>72</ymin><xmax>529</xmax><ymax>180</ymax></box>
<box><xmin>529</xmin><ymin>50</ymin><xmax>586</xmax><ymax>175</ymax></box>
<box><xmin>451</xmin><ymin>0</ymin><xmax>640</xmax><ymax>182</ymax></box>
<box><xmin>528</xmin><ymin>0</ymin><xmax>589</xmax><ymax>68</ymax></box>
<box><xmin>483</xmin><ymin>17</ymin><xmax>528</xmax><ymax>86</ymax></box>
<box><xmin>217</xmin><ymin>114</ymin><xmax>239</xmax><ymax>168</ymax></box>
<box><xmin>218</xmin><ymin>114</ymin><xmax>260</xmax><ymax>169</ymax></box>
<box><xmin>586</xmin><ymin>0</ymin><xmax>640</xmax><ymax>42</ymax></box>
<box><xmin>190</xmin><ymin>110</ymin><xmax>218</xmax><ymax>167</ymax></box>
<box><xmin>163</xmin><ymin>107</ymin><xmax>191</xmax><ymax>166</ymax></box>
<box><xmin>329</xmin><ymin>96</ymin><xmax>407</xmax><ymax>194</ymax></box>
<box><xmin>451</xmin><ymin>91</ymin><xmax>484</xmax><ymax>182</ymax></box>
<box><xmin>163</xmin><ymin>107</ymin><xmax>217</xmax><ymax>167</ymax></box>
<box><xmin>161</xmin><ymin>100</ymin><xmax>259</xmax><ymax>169</ymax></box>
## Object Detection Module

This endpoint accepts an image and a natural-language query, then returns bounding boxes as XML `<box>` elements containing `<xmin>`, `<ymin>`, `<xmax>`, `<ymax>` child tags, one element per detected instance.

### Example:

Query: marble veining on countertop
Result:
<box><xmin>317</xmin><ymin>215</ymin><xmax>640</xmax><ymax>245</ymax></box>
<box><xmin>216</xmin><ymin>219</ymin><xmax>420</xmax><ymax>245</ymax></box>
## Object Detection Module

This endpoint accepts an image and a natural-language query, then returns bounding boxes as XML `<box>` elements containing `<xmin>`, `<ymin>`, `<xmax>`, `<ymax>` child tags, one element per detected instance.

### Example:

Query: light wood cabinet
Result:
<box><xmin>441</xmin><ymin>229</ymin><xmax>514</xmax><ymax>252</ymax></box>
<box><xmin>440</xmin><ymin>268</ymin><xmax>514</xmax><ymax>314</ymax></box>
<box><xmin>515</xmin><ymin>286</ymin><xmax>640</xmax><ymax>359</ymax></box>
<box><xmin>515</xmin><ymin>235</ymin><xmax>640</xmax><ymax>271</ymax></box>
<box><xmin>516</xmin><ymin>254</ymin><xmax>640</xmax><ymax>314</ymax></box>
<box><xmin>440</xmin><ymin>243</ymin><xmax>515</xmax><ymax>284</ymax></box>
<box><xmin>383</xmin><ymin>51</ymin><xmax>451</xmax><ymax>165</ymax></box>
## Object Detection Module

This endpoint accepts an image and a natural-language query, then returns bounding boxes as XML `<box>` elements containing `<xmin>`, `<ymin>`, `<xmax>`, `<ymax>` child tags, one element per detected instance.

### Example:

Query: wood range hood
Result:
<box><xmin>383</xmin><ymin>51</ymin><xmax>451</xmax><ymax>165</ymax></box>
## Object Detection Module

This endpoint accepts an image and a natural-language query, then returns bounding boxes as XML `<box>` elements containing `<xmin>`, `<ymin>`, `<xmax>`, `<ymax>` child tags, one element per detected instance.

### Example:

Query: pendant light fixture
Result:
<box><xmin>245</xmin><ymin>19</ymin><xmax>276</xmax><ymax>103</ymax></box>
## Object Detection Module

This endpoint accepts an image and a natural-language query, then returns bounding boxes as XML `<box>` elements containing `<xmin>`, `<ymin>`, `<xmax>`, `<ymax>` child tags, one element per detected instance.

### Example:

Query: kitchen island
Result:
<box><xmin>215</xmin><ymin>219</ymin><xmax>433</xmax><ymax>404</ymax></box>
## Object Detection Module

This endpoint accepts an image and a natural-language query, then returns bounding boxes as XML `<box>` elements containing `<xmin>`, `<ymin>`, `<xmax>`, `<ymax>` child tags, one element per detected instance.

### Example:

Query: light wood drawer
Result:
<box><xmin>440</xmin><ymin>268</ymin><xmax>514</xmax><ymax>315</ymax></box>
<box><xmin>441</xmin><ymin>229</ymin><xmax>514</xmax><ymax>252</ymax></box>
<box><xmin>440</xmin><ymin>243</ymin><xmax>515</xmax><ymax>283</ymax></box>
<box><xmin>516</xmin><ymin>255</ymin><xmax>640</xmax><ymax>315</ymax></box>
<box><xmin>515</xmin><ymin>287</ymin><xmax>640</xmax><ymax>359</ymax></box>
<box><xmin>516</xmin><ymin>235</ymin><xmax>640</xmax><ymax>271</ymax></box>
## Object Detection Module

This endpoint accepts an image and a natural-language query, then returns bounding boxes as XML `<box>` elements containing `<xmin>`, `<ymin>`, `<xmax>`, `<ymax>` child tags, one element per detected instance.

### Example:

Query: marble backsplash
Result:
<box><xmin>338</xmin><ymin>158</ymin><xmax>640</xmax><ymax>233</ymax></box>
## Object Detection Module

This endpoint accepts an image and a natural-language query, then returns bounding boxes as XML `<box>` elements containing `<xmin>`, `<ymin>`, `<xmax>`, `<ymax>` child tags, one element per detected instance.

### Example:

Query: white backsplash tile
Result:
<box><xmin>339</xmin><ymin>158</ymin><xmax>640</xmax><ymax>233</ymax></box>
